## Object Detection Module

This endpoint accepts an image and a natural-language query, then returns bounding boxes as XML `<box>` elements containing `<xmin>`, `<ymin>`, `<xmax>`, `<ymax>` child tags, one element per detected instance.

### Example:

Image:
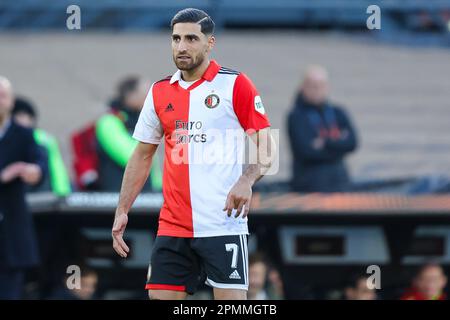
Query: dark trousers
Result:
<box><xmin>0</xmin><ymin>269</ymin><xmax>24</xmax><ymax>299</ymax></box>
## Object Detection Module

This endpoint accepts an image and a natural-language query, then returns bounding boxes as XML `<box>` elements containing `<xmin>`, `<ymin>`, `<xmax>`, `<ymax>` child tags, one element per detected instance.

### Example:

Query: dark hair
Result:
<box><xmin>12</xmin><ymin>96</ymin><xmax>37</xmax><ymax>119</ymax></box>
<box><xmin>170</xmin><ymin>8</ymin><xmax>215</xmax><ymax>35</ymax></box>
<box><xmin>249</xmin><ymin>252</ymin><xmax>268</xmax><ymax>267</ymax></box>
<box><xmin>117</xmin><ymin>75</ymin><xmax>140</xmax><ymax>104</ymax></box>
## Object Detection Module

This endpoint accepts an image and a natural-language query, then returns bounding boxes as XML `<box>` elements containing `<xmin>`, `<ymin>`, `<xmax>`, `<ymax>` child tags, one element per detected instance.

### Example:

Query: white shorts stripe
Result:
<box><xmin>239</xmin><ymin>235</ymin><xmax>244</xmax><ymax>285</ymax></box>
<box><xmin>205</xmin><ymin>277</ymin><xmax>248</xmax><ymax>290</ymax></box>
<box><xmin>243</xmin><ymin>235</ymin><xmax>249</xmax><ymax>285</ymax></box>
<box><xmin>239</xmin><ymin>235</ymin><xmax>248</xmax><ymax>285</ymax></box>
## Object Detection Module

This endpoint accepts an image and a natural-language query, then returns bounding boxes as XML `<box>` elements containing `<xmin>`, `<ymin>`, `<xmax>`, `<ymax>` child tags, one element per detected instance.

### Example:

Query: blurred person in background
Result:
<box><xmin>12</xmin><ymin>97</ymin><xmax>71</xmax><ymax>196</ymax></box>
<box><xmin>248</xmin><ymin>252</ymin><xmax>284</xmax><ymax>300</ymax></box>
<box><xmin>343</xmin><ymin>274</ymin><xmax>377</xmax><ymax>300</ymax></box>
<box><xmin>71</xmin><ymin>76</ymin><xmax>162</xmax><ymax>192</ymax></box>
<box><xmin>401</xmin><ymin>263</ymin><xmax>447</xmax><ymax>300</ymax></box>
<box><xmin>287</xmin><ymin>65</ymin><xmax>358</xmax><ymax>193</ymax></box>
<box><xmin>95</xmin><ymin>76</ymin><xmax>162</xmax><ymax>192</ymax></box>
<box><xmin>49</xmin><ymin>267</ymin><xmax>98</xmax><ymax>300</ymax></box>
<box><xmin>0</xmin><ymin>76</ymin><xmax>47</xmax><ymax>299</ymax></box>
<box><xmin>12</xmin><ymin>98</ymin><xmax>72</xmax><ymax>298</ymax></box>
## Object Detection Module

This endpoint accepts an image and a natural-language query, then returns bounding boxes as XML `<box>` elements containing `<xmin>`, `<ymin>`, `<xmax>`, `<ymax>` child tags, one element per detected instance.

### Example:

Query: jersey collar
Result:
<box><xmin>170</xmin><ymin>59</ymin><xmax>221</xmax><ymax>85</ymax></box>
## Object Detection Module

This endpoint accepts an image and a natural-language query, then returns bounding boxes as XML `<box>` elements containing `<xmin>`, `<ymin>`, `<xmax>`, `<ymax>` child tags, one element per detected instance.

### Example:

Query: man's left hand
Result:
<box><xmin>223</xmin><ymin>176</ymin><xmax>253</xmax><ymax>218</ymax></box>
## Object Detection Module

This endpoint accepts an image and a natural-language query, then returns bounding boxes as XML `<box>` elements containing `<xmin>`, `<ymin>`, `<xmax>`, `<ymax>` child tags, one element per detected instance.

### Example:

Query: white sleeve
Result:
<box><xmin>132</xmin><ymin>84</ymin><xmax>163</xmax><ymax>144</ymax></box>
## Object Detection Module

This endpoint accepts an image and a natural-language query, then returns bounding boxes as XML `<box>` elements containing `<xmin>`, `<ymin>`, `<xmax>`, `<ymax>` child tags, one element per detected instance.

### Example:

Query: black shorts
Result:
<box><xmin>145</xmin><ymin>235</ymin><xmax>249</xmax><ymax>294</ymax></box>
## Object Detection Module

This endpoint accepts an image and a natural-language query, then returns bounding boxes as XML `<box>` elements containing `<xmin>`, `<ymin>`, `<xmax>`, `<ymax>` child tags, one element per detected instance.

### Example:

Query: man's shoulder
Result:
<box><xmin>326</xmin><ymin>102</ymin><xmax>348</xmax><ymax>116</ymax></box>
<box><xmin>325</xmin><ymin>99</ymin><xmax>345</xmax><ymax>110</ymax></box>
<box><xmin>154</xmin><ymin>75</ymin><xmax>171</xmax><ymax>85</ymax></box>
<box><xmin>151</xmin><ymin>76</ymin><xmax>172</xmax><ymax>91</ymax></box>
<box><xmin>148</xmin><ymin>76</ymin><xmax>173</xmax><ymax>100</ymax></box>
<box><xmin>10</xmin><ymin>120</ymin><xmax>34</xmax><ymax>139</ymax></box>
<box><xmin>218</xmin><ymin>66</ymin><xmax>240</xmax><ymax>76</ymax></box>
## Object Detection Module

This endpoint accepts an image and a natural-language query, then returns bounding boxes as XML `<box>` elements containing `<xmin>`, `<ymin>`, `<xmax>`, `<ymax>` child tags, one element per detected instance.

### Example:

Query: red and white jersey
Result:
<box><xmin>133</xmin><ymin>60</ymin><xmax>270</xmax><ymax>238</ymax></box>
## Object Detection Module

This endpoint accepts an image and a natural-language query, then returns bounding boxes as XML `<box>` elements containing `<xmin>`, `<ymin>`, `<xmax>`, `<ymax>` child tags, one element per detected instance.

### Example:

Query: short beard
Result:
<box><xmin>173</xmin><ymin>54</ymin><xmax>205</xmax><ymax>72</ymax></box>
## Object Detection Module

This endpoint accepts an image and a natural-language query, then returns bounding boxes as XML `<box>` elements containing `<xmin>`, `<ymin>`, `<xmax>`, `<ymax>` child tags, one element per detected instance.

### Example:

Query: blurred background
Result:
<box><xmin>1</xmin><ymin>0</ymin><xmax>450</xmax><ymax>300</ymax></box>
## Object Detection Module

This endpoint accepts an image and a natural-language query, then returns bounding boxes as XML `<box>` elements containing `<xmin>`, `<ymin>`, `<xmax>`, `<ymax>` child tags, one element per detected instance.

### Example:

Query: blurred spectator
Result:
<box><xmin>12</xmin><ymin>97</ymin><xmax>71</xmax><ymax>196</ymax></box>
<box><xmin>71</xmin><ymin>76</ymin><xmax>162</xmax><ymax>192</ymax></box>
<box><xmin>287</xmin><ymin>65</ymin><xmax>358</xmax><ymax>193</ymax></box>
<box><xmin>343</xmin><ymin>274</ymin><xmax>377</xmax><ymax>300</ymax></box>
<box><xmin>49</xmin><ymin>267</ymin><xmax>98</xmax><ymax>300</ymax></box>
<box><xmin>71</xmin><ymin>122</ymin><xmax>99</xmax><ymax>190</ymax></box>
<box><xmin>0</xmin><ymin>76</ymin><xmax>47</xmax><ymax>299</ymax></box>
<box><xmin>267</xmin><ymin>267</ymin><xmax>285</xmax><ymax>300</ymax></box>
<box><xmin>248</xmin><ymin>252</ymin><xmax>284</xmax><ymax>300</ymax></box>
<box><xmin>401</xmin><ymin>263</ymin><xmax>447</xmax><ymax>300</ymax></box>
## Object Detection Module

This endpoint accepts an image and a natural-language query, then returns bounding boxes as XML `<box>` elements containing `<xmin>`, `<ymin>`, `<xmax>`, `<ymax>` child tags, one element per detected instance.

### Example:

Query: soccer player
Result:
<box><xmin>112</xmin><ymin>8</ymin><xmax>276</xmax><ymax>300</ymax></box>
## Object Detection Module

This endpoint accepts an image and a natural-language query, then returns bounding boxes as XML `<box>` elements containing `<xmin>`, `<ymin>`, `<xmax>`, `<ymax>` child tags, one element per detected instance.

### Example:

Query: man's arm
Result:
<box><xmin>223</xmin><ymin>127</ymin><xmax>277</xmax><ymax>218</ymax></box>
<box><xmin>287</xmin><ymin>111</ymin><xmax>339</xmax><ymax>162</ymax></box>
<box><xmin>112</xmin><ymin>141</ymin><xmax>158</xmax><ymax>258</ymax></box>
<box><xmin>3</xmin><ymin>128</ymin><xmax>48</xmax><ymax>186</ymax></box>
<box><xmin>324</xmin><ymin>108</ymin><xmax>358</xmax><ymax>154</ymax></box>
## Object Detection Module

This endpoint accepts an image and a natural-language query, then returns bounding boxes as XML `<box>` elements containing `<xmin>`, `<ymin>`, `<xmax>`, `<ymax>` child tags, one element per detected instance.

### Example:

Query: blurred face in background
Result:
<box><xmin>249</xmin><ymin>261</ymin><xmax>268</xmax><ymax>296</ymax></box>
<box><xmin>414</xmin><ymin>265</ymin><xmax>447</xmax><ymax>299</ymax></box>
<box><xmin>301</xmin><ymin>66</ymin><xmax>329</xmax><ymax>106</ymax></box>
<box><xmin>345</xmin><ymin>277</ymin><xmax>377</xmax><ymax>300</ymax></box>
<box><xmin>0</xmin><ymin>77</ymin><xmax>14</xmax><ymax>119</ymax></box>
<box><xmin>14</xmin><ymin>112</ymin><xmax>36</xmax><ymax>128</ymax></box>
<box><xmin>124</xmin><ymin>80</ymin><xmax>150</xmax><ymax>112</ymax></box>
<box><xmin>171</xmin><ymin>22</ymin><xmax>215</xmax><ymax>72</ymax></box>
<box><xmin>73</xmin><ymin>273</ymin><xmax>98</xmax><ymax>300</ymax></box>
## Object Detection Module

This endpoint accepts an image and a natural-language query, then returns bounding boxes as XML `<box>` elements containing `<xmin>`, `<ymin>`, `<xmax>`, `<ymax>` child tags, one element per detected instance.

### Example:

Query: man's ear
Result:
<box><xmin>208</xmin><ymin>35</ymin><xmax>215</xmax><ymax>50</ymax></box>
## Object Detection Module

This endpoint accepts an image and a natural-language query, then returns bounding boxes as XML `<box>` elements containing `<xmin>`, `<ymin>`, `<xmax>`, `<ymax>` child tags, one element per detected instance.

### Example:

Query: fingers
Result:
<box><xmin>242</xmin><ymin>201</ymin><xmax>250</xmax><ymax>218</ymax></box>
<box><xmin>112</xmin><ymin>233</ymin><xmax>129</xmax><ymax>258</ymax></box>
<box><xmin>235</xmin><ymin>199</ymin><xmax>247</xmax><ymax>218</ymax></box>
<box><xmin>223</xmin><ymin>195</ymin><xmax>233</xmax><ymax>217</ymax></box>
<box><xmin>116</xmin><ymin>234</ymin><xmax>130</xmax><ymax>254</ymax></box>
<box><xmin>112</xmin><ymin>214</ymin><xmax>129</xmax><ymax>258</ymax></box>
<box><xmin>224</xmin><ymin>195</ymin><xmax>250</xmax><ymax>218</ymax></box>
<box><xmin>113</xmin><ymin>241</ymin><xmax>127</xmax><ymax>258</ymax></box>
<box><xmin>0</xmin><ymin>167</ymin><xmax>15</xmax><ymax>182</ymax></box>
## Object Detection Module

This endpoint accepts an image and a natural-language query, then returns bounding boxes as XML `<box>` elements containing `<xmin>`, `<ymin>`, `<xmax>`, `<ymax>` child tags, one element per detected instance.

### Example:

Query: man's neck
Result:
<box><xmin>181</xmin><ymin>59</ymin><xmax>210</xmax><ymax>82</ymax></box>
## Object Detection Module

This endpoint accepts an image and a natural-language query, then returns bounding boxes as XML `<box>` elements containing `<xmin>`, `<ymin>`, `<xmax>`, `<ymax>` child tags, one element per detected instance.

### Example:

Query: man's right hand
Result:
<box><xmin>112</xmin><ymin>213</ymin><xmax>130</xmax><ymax>258</ymax></box>
<box><xmin>0</xmin><ymin>162</ymin><xmax>27</xmax><ymax>183</ymax></box>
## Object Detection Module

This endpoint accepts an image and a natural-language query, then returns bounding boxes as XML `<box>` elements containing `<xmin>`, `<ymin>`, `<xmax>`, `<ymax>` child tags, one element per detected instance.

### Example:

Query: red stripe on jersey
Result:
<box><xmin>145</xmin><ymin>284</ymin><xmax>186</xmax><ymax>291</ymax></box>
<box><xmin>232</xmin><ymin>73</ymin><xmax>271</xmax><ymax>134</ymax></box>
<box><xmin>152</xmin><ymin>81</ymin><xmax>194</xmax><ymax>237</ymax></box>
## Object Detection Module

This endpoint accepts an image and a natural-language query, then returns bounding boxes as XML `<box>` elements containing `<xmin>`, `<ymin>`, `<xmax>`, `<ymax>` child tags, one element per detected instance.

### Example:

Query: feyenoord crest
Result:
<box><xmin>204</xmin><ymin>94</ymin><xmax>220</xmax><ymax>109</ymax></box>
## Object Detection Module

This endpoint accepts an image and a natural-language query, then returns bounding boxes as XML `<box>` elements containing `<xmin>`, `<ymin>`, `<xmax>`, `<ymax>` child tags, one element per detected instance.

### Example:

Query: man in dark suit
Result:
<box><xmin>0</xmin><ymin>76</ymin><xmax>47</xmax><ymax>299</ymax></box>
<box><xmin>287</xmin><ymin>65</ymin><xmax>358</xmax><ymax>192</ymax></box>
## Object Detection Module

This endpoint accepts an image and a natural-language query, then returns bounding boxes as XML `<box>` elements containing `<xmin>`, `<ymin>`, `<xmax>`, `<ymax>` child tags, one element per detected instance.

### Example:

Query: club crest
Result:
<box><xmin>204</xmin><ymin>94</ymin><xmax>220</xmax><ymax>109</ymax></box>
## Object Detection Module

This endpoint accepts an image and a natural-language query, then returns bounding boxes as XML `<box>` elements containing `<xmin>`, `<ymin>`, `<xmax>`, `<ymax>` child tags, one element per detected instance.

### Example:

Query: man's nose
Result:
<box><xmin>177</xmin><ymin>39</ymin><xmax>188</xmax><ymax>52</ymax></box>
